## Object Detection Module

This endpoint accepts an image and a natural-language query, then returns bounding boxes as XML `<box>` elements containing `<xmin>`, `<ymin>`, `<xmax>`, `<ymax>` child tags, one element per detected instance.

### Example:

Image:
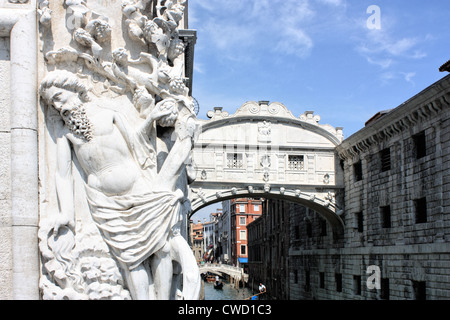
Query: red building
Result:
<box><xmin>230</xmin><ymin>198</ymin><xmax>263</xmax><ymax>271</ymax></box>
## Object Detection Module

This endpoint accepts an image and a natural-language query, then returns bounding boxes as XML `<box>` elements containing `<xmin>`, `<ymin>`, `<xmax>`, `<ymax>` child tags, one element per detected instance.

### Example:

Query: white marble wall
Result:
<box><xmin>0</xmin><ymin>36</ymin><xmax>12</xmax><ymax>300</ymax></box>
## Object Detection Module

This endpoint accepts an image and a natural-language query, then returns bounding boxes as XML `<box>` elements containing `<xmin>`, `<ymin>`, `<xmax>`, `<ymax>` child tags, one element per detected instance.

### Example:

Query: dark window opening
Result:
<box><xmin>380</xmin><ymin>148</ymin><xmax>391</xmax><ymax>172</ymax></box>
<box><xmin>356</xmin><ymin>211</ymin><xmax>363</xmax><ymax>232</ymax></box>
<box><xmin>413</xmin><ymin>131</ymin><xmax>426</xmax><ymax>159</ymax></box>
<box><xmin>414</xmin><ymin>197</ymin><xmax>427</xmax><ymax>224</ymax></box>
<box><xmin>380</xmin><ymin>278</ymin><xmax>390</xmax><ymax>300</ymax></box>
<box><xmin>320</xmin><ymin>219</ymin><xmax>327</xmax><ymax>236</ymax></box>
<box><xmin>381</xmin><ymin>205</ymin><xmax>391</xmax><ymax>228</ymax></box>
<box><xmin>305</xmin><ymin>270</ymin><xmax>311</xmax><ymax>292</ymax></box>
<box><xmin>412</xmin><ymin>281</ymin><xmax>426</xmax><ymax>300</ymax></box>
<box><xmin>294</xmin><ymin>225</ymin><xmax>300</xmax><ymax>239</ymax></box>
<box><xmin>319</xmin><ymin>272</ymin><xmax>325</xmax><ymax>289</ymax></box>
<box><xmin>353</xmin><ymin>275</ymin><xmax>362</xmax><ymax>295</ymax></box>
<box><xmin>306</xmin><ymin>221</ymin><xmax>312</xmax><ymax>238</ymax></box>
<box><xmin>354</xmin><ymin>161</ymin><xmax>363</xmax><ymax>182</ymax></box>
<box><xmin>335</xmin><ymin>273</ymin><xmax>342</xmax><ymax>292</ymax></box>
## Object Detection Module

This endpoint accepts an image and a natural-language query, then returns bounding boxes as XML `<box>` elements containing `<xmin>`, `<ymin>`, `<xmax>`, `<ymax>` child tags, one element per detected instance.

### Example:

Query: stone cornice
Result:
<box><xmin>336</xmin><ymin>75</ymin><xmax>450</xmax><ymax>161</ymax></box>
<box><xmin>200</xmin><ymin>101</ymin><xmax>345</xmax><ymax>146</ymax></box>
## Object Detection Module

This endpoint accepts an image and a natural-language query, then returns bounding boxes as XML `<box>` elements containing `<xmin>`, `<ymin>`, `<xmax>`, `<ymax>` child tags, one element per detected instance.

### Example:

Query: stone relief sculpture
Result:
<box><xmin>38</xmin><ymin>0</ymin><xmax>200</xmax><ymax>300</ymax></box>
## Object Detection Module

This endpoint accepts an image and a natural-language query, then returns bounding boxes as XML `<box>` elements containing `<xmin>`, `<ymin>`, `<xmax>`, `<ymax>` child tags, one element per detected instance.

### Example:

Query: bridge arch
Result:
<box><xmin>190</xmin><ymin>187</ymin><xmax>344</xmax><ymax>235</ymax></box>
<box><xmin>188</xmin><ymin>101</ymin><xmax>346</xmax><ymax>234</ymax></box>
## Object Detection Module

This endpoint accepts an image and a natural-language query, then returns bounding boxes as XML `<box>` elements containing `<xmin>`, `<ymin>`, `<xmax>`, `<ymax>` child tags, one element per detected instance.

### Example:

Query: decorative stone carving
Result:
<box><xmin>258</xmin><ymin>121</ymin><xmax>271</xmax><ymax>142</ymax></box>
<box><xmin>38</xmin><ymin>0</ymin><xmax>52</xmax><ymax>27</ymax></box>
<box><xmin>38</xmin><ymin>0</ymin><xmax>200</xmax><ymax>300</ymax></box>
<box><xmin>299</xmin><ymin>111</ymin><xmax>321</xmax><ymax>124</ymax></box>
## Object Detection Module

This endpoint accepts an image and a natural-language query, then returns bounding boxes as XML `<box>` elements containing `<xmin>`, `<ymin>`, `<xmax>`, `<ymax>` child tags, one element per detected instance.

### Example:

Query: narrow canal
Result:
<box><xmin>203</xmin><ymin>281</ymin><xmax>255</xmax><ymax>300</ymax></box>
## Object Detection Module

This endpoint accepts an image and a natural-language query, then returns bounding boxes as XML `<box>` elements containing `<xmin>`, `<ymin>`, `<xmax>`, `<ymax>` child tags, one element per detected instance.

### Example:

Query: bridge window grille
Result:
<box><xmin>288</xmin><ymin>155</ymin><xmax>304</xmax><ymax>170</ymax></box>
<box><xmin>227</xmin><ymin>153</ymin><xmax>243</xmax><ymax>168</ymax></box>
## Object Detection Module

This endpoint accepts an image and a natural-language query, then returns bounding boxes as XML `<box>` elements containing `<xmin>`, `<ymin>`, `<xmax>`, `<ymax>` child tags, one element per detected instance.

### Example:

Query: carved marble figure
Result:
<box><xmin>38</xmin><ymin>0</ymin><xmax>200</xmax><ymax>300</ymax></box>
<box><xmin>40</xmin><ymin>70</ymin><xmax>200</xmax><ymax>299</ymax></box>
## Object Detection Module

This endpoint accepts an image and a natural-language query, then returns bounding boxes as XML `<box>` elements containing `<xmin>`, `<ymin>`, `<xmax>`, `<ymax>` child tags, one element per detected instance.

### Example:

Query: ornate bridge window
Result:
<box><xmin>227</xmin><ymin>153</ymin><xmax>243</xmax><ymax>169</ymax></box>
<box><xmin>288</xmin><ymin>155</ymin><xmax>305</xmax><ymax>170</ymax></box>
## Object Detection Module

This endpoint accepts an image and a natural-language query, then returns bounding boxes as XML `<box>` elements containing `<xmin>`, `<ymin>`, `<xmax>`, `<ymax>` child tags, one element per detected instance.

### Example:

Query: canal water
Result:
<box><xmin>203</xmin><ymin>281</ymin><xmax>255</xmax><ymax>300</ymax></box>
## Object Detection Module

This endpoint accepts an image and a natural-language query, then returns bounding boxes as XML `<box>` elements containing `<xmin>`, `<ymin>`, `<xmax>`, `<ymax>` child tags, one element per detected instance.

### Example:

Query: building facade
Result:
<box><xmin>228</xmin><ymin>198</ymin><xmax>263</xmax><ymax>270</ymax></box>
<box><xmin>289</xmin><ymin>74</ymin><xmax>450</xmax><ymax>300</ymax></box>
<box><xmin>203</xmin><ymin>211</ymin><xmax>219</xmax><ymax>262</ymax></box>
<box><xmin>217</xmin><ymin>201</ymin><xmax>232</xmax><ymax>264</ymax></box>
<box><xmin>190</xmin><ymin>220</ymin><xmax>204</xmax><ymax>264</ymax></box>
<box><xmin>248</xmin><ymin>74</ymin><xmax>450</xmax><ymax>300</ymax></box>
<box><xmin>248</xmin><ymin>199</ymin><xmax>291</xmax><ymax>299</ymax></box>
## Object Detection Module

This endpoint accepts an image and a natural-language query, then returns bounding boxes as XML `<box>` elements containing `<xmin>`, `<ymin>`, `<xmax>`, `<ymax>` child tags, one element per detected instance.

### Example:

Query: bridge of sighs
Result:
<box><xmin>188</xmin><ymin>101</ymin><xmax>346</xmax><ymax>234</ymax></box>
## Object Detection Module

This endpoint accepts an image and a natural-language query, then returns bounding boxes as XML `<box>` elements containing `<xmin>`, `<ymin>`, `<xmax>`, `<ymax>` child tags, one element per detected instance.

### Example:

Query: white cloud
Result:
<box><xmin>317</xmin><ymin>0</ymin><xmax>344</xmax><ymax>6</ymax></box>
<box><xmin>275</xmin><ymin>27</ymin><xmax>314</xmax><ymax>58</ymax></box>
<box><xmin>366</xmin><ymin>57</ymin><xmax>393</xmax><ymax>69</ymax></box>
<box><xmin>355</xmin><ymin>11</ymin><xmax>427</xmax><ymax>73</ymax></box>
<box><xmin>191</xmin><ymin>0</ymin><xmax>318</xmax><ymax>61</ymax></box>
<box><xmin>402</xmin><ymin>72</ymin><xmax>416</xmax><ymax>85</ymax></box>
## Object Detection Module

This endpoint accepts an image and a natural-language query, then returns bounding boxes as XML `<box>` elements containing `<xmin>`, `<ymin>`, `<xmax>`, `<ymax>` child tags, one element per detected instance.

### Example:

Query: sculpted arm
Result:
<box><xmin>157</xmin><ymin>117</ymin><xmax>196</xmax><ymax>191</ymax></box>
<box><xmin>54</xmin><ymin>133</ymin><xmax>76</xmax><ymax>234</ymax></box>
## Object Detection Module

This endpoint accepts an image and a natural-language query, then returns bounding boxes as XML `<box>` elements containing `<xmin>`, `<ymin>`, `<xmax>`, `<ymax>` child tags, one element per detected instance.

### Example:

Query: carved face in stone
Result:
<box><xmin>87</xmin><ymin>19</ymin><xmax>112</xmax><ymax>43</ymax></box>
<box><xmin>42</xmin><ymin>86</ymin><xmax>93</xmax><ymax>141</ymax></box>
<box><xmin>112</xmin><ymin>48</ymin><xmax>129</xmax><ymax>65</ymax></box>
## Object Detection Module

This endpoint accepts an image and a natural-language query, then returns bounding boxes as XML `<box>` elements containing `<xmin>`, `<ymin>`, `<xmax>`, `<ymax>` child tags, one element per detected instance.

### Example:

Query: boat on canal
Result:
<box><xmin>214</xmin><ymin>281</ymin><xmax>223</xmax><ymax>290</ymax></box>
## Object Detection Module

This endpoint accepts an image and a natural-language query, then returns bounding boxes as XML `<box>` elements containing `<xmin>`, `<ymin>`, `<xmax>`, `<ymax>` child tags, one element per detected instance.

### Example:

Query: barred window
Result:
<box><xmin>380</xmin><ymin>148</ymin><xmax>391</xmax><ymax>172</ymax></box>
<box><xmin>288</xmin><ymin>155</ymin><xmax>304</xmax><ymax>170</ymax></box>
<box><xmin>227</xmin><ymin>153</ymin><xmax>243</xmax><ymax>168</ymax></box>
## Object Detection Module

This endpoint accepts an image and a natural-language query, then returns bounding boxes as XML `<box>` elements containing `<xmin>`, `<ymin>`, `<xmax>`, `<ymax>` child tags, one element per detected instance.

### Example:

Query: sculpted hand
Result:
<box><xmin>53</xmin><ymin>214</ymin><xmax>75</xmax><ymax>236</ymax></box>
<box><xmin>151</xmin><ymin>106</ymin><xmax>174</xmax><ymax>121</ymax></box>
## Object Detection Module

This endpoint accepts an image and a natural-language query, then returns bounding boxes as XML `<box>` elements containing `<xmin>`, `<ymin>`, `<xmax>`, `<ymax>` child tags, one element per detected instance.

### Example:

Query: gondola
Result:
<box><xmin>214</xmin><ymin>281</ymin><xmax>223</xmax><ymax>290</ymax></box>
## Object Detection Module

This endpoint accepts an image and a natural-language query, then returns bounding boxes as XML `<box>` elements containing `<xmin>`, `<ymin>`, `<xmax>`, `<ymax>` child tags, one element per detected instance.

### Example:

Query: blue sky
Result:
<box><xmin>188</xmin><ymin>0</ymin><xmax>450</xmax><ymax>220</ymax></box>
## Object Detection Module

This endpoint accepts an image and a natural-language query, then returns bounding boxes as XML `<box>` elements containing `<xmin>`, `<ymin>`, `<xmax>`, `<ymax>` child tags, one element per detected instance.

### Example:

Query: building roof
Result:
<box><xmin>364</xmin><ymin>109</ymin><xmax>392</xmax><ymax>127</ymax></box>
<box><xmin>337</xmin><ymin>74</ymin><xmax>450</xmax><ymax>161</ymax></box>
<box><xmin>439</xmin><ymin>59</ymin><xmax>450</xmax><ymax>72</ymax></box>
